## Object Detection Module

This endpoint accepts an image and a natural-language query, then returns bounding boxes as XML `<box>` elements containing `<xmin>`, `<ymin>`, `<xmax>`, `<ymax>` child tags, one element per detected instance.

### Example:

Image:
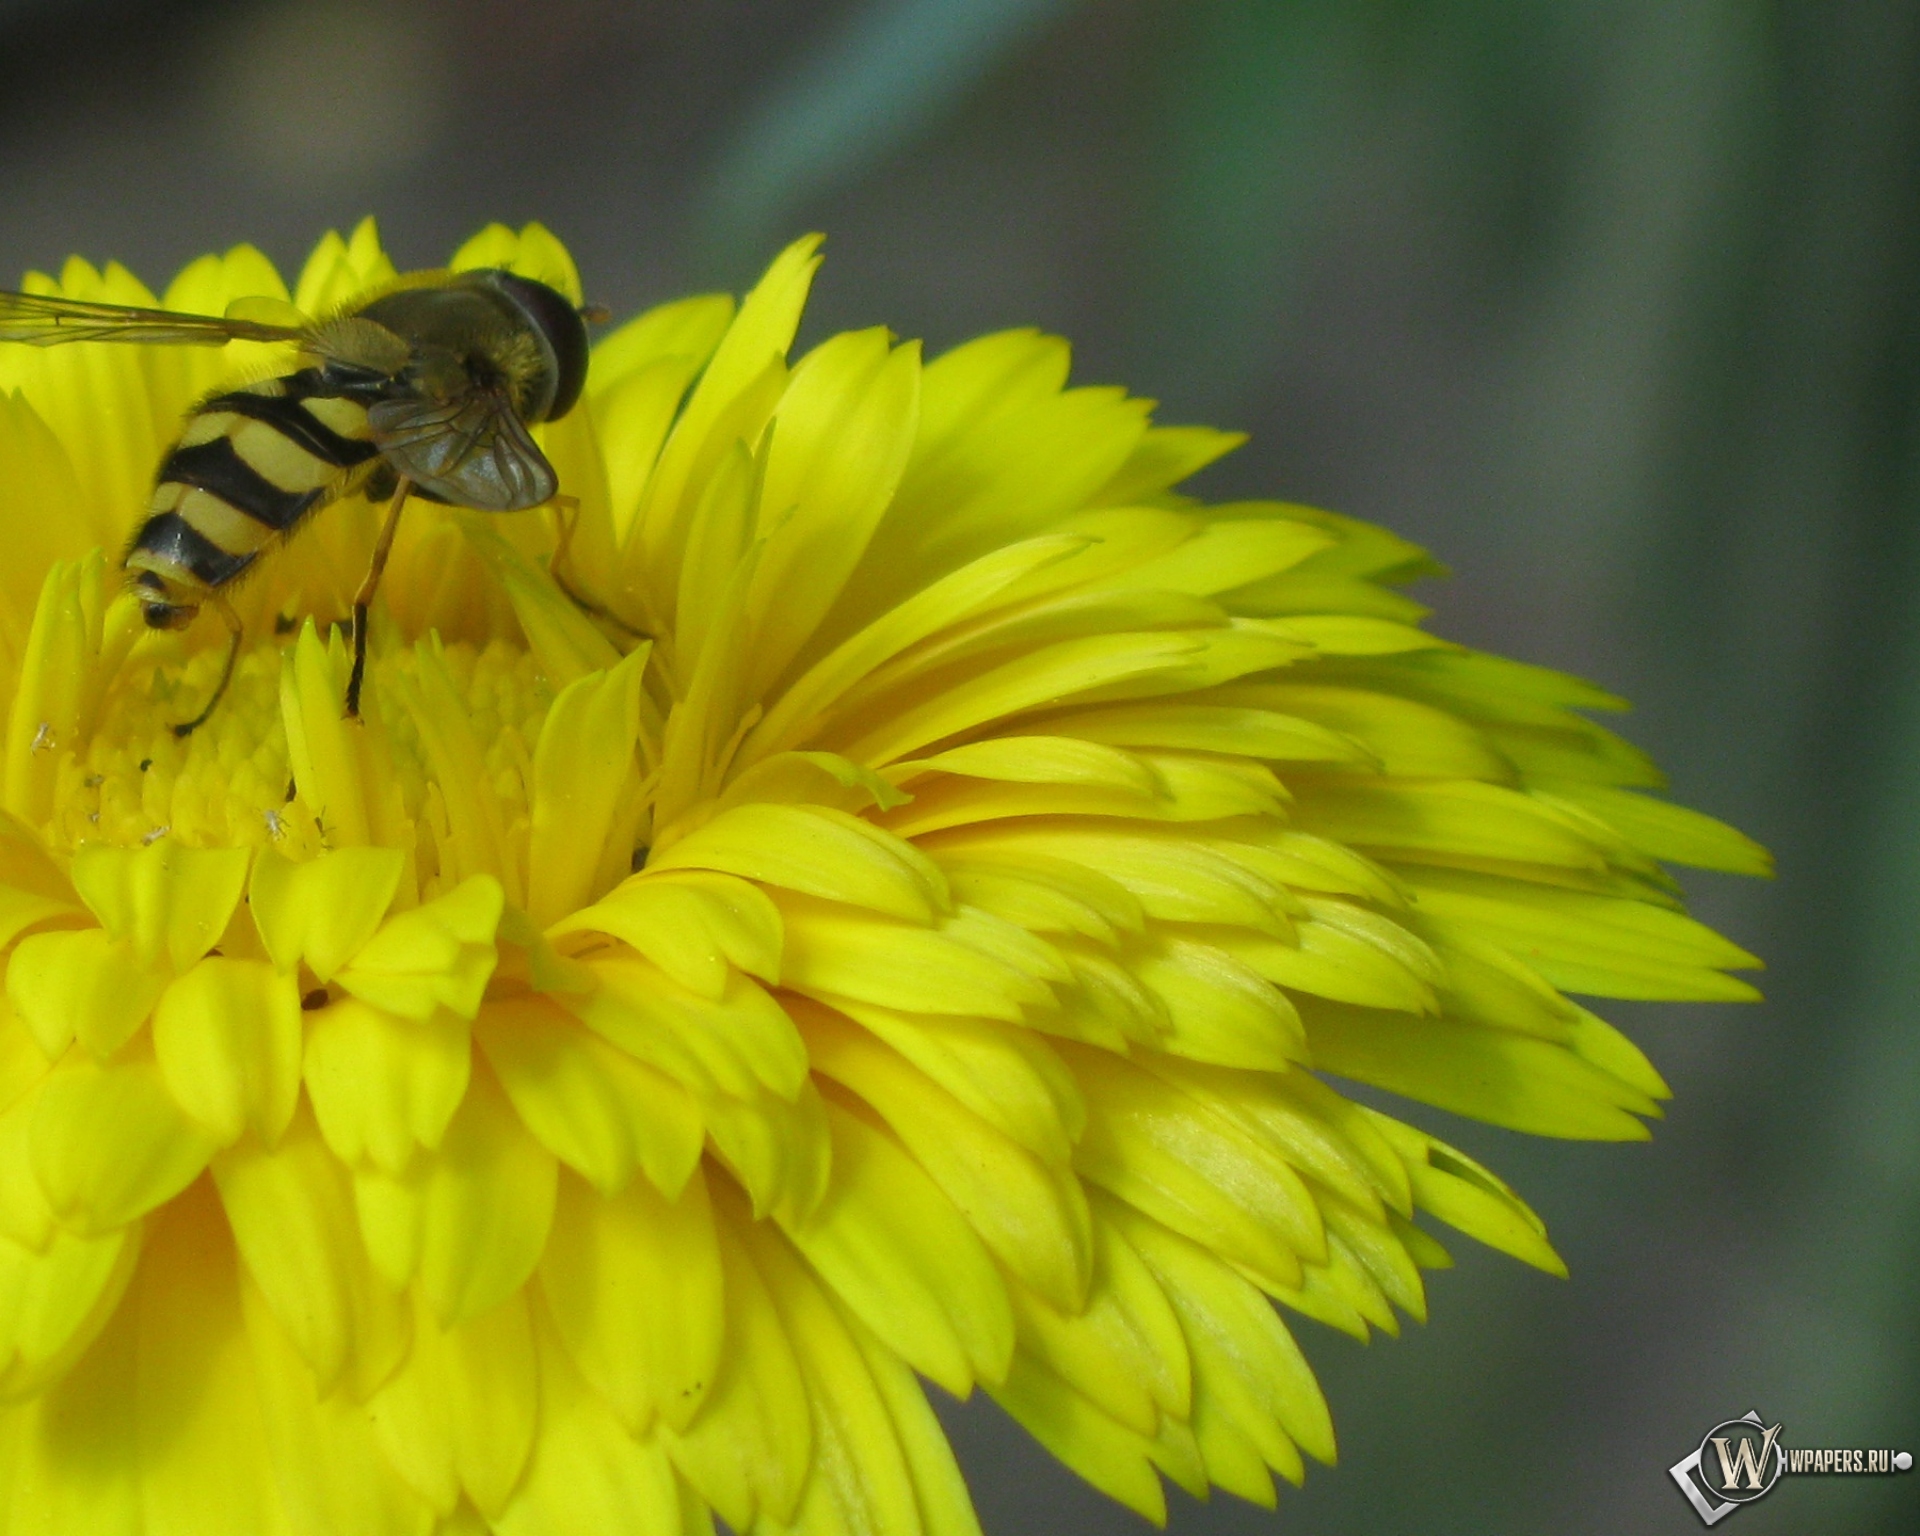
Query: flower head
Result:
<box><xmin>0</xmin><ymin>220</ymin><xmax>1766</xmax><ymax>1532</ymax></box>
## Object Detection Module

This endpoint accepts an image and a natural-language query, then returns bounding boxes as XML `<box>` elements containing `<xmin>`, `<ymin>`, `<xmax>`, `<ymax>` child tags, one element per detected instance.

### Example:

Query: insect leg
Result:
<box><xmin>346</xmin><ymin>475</ymin><xmax>412</xmax><ymax>719</ymax></box>
<box><xmin>549</xmin><ymin>494</ymin><xmax>649</xmax><ymax>639</ymax></box>
<box><xmin>172</xmin><ymin>594</ymin><xmax>244</xmax><ymax>739</ymax></box>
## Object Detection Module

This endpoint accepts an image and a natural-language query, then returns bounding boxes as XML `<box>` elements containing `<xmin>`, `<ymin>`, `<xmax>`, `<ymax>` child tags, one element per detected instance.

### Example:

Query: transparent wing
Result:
<box><xmin>0</xmin><ymin>289</ymin><xmax>307</xmax><ymax>347</ymax></box>
<box><xmin>366</xmin><ymin>388</ymin><xmax>558</xmax><ymax>512</ymax></box>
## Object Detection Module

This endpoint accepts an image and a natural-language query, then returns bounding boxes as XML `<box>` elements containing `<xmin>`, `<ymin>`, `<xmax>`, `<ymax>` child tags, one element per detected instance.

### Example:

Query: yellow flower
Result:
<box><xmin>0</xmin><ymin>219</ymin><xmax>1766</xmax><ymax>1534</ymax></box>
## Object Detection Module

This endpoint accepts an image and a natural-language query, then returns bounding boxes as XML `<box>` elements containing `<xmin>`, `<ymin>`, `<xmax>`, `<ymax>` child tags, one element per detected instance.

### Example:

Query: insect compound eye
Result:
<box><xmin>481</xmin><ymin>270</ymin><xmax>591</xmax><ymax>422</ymax></box>
<box><xmin>142</xmin><ymin>601</ymin><xmax>195</xmax><ymax>631</ymax></box>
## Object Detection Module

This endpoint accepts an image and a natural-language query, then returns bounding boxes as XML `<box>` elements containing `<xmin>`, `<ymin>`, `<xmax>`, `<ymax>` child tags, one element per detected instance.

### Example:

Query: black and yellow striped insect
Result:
<box><xmin>0</xmin><ymin>268</ymin><xmax>599</xmax><ymax>733</ymax></box>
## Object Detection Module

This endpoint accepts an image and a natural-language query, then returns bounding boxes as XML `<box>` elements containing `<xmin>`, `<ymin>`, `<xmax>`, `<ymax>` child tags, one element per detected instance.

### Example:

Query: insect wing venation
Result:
<box><xmin>0</xmin><ymin>289</ymin><xmax>306</xmax><ymax>348</ymax></box>
<box><xmin>366</xmin><ymin>390</ymin><xmax>558</xmax><ymax>512</ymax></box>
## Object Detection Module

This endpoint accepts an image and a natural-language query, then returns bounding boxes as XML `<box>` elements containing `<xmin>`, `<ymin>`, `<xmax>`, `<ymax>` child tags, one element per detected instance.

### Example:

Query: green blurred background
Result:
<box><xmin>1</xmin><ymin>1</ymin><xmax>1914</xmax><ymax>1530</ymax></box>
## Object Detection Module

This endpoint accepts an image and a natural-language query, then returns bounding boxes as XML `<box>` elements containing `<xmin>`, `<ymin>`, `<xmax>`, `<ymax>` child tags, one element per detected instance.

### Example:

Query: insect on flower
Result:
<box><xmin>0</xmin><ymin>268</ymin><xmax>610</xmax><ymax>733</ymax></box>
<box><xmin>0</xmin><ymin>223</ymin><xmax>1775</xmax><ymax>1536</ymax></box>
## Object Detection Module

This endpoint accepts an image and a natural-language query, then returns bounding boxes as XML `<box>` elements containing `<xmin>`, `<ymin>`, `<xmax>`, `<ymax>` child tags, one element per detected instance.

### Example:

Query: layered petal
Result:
<box><xmin>0</xmin><ymin>220</ymin><xmax>1765</xmax><ymax>1536</ymax></box>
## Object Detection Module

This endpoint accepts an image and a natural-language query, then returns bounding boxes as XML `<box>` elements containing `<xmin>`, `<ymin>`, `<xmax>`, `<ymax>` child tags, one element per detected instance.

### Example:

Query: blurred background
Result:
<box><xmin>2</xmin><ymin>1</ymin><xmax>1915</xmax><ymax>1531</ymax></box>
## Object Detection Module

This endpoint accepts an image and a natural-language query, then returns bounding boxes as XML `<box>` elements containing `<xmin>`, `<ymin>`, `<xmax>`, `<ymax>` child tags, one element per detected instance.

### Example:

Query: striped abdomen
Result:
<box><xmin>124</xmin><ymin>366</ymin><xmax>384</xmax><ymax>621</ymax></box>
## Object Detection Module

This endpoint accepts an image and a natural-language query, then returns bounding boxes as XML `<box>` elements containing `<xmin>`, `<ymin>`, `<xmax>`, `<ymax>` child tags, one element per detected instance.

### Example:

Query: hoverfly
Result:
<box><xmin>0</xmin><ymin>267</ymin><xmax>604</xmax><ymax>733</ymax></box>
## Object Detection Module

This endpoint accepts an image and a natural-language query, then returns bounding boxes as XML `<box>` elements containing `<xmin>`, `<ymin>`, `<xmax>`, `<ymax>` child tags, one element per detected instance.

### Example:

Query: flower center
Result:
<box><xmin>48</xmin><ymin>642</ymin><xmax>294</xmax><ymax>855</ymax></box>
<box><xmin>44</xmin><ymin>635</ymin><xmax>553</xmax><ymax>880</ymax></box>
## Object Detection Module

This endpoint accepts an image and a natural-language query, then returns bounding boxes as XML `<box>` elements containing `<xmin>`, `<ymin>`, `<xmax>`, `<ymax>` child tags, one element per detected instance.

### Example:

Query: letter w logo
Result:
<box><xmin>1711</xmin><ymin>1424</ymin><xmax>1782</xmax><ymax>1491</ymax></box>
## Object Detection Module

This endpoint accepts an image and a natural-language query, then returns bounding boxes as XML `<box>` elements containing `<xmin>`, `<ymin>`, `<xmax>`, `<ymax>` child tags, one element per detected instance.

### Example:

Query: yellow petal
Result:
<box><xmin>413</xmin><ymin>1068</ymin><xmax>557</xmax><ymax>1324</ymax></box>
<box><xmin>526</xmin><ymin>646</ymin><xmax>650</xmax><ymax>925</ymax></box>
<box><xmin>1046</xmin><ymin>700</ymin><xmax>1367</xmax><ymax>762</ymax></box>
<box><xmin>1088</xmin><ymin>426</ymin><xmax>1245</xmax><ymax>508</ymax></box>
<box><xmin>0</xmin><ymin>811</ymin><xmax>83</xmax><ymax>935</ymax></box>
<box><xmin>240</xmin><ymin>1265</ymin><xmax>436</xmax><ymax>1536</ymax></box>
<box><xmin>368</xmin><ymin>1287</ymin><xmax>537</xmax><ymax>1519</ymax></box>
<box><xmin>304</xmin><ymin>998</ymin><xmax>471</xmax><ymax>1175</ymax></box>
<box><xmin>212</xmin><ymin>1107</ymin><xmax>408</xmax><ymax>1398</ymax></box>
<box><xmin>778</xmin><ymin>898</ymin><xmax>1052</xmax><ymax>1022</ymax></box>
<box><xmin>0</xmin><ymin>1081</ymin><xmax>58</xmax><ymax>1251</ymax></box>
<box><xmin>1087</xmin><ymin>515</ymin><xmax>1332</xmax><ymax>597</ymax></box>
<box><xmin>782</xmin><ymin>1098</ymin><xmax>1013</xmax><ymax>1398</ymax></box>
<box><xmin>1290</xmin><ymin>779</ymin><xmax>1623</xmax><ymax>872</ymax></box>
<box><xmin>741</xmin><ymin>532</ymin><xmax>1091</xmax><ymax>767</ymax></box>
<box><xmin>279</xmin><ymin>621</ymin><xmax>409</xmax><ymax>850</ymax></box>
<box><xmin>30</xmin><ymin>1047</ymin><xmax>217</xmax><ymax>1235</ymax></box>
<box><xmin>1304</xmin><ymin>1000</ymin><xmax>1666</xmax><ymax>1139</ymax></box>
<box><xmin>249</xmin><ymin>845</ymin><xmax>406</xmax><ymax>981</ymax></box>
<box><xmin>1363</xmin><ymin>1113</ymin><xmax>1567</xmax><ymax>1276</ymax></box>
<box><xmin>1568</xmin><ymin>1004</ymin><xmax>1671</xmax><ymax>1101</ymax></box>
<box><xmin>902</xmin><ymin>735</ymin><xmax>1161</xmax><ymax>795</ymax></box>
<box><xmin>1049</xmin><ymin>942</ymin><xmax>1168</xmax><ymax>1049</ymax></box>
<box><xmin>0</xmin><ymin>392</ymin><xmax>98</xmax><ymax>627</ymax></box>
<box><xmin>553</xmin><ymin>869</ymin><xmax>782</xmax><ymax>998</ymax></box>
<box><xmin>336</xmin><ymin>876</ymin><xmax>504</xmax><ymax>1021</ymax></box>
<box><xmin>801</xmin><ymin>1005</ymin><xmax>1092</xmax><ymax>1312</ymax></box>
<box><xmin>880</xmin><ymin>752</ymin><xmax>1289</xmax><ymax>833</ymax></box>
<box><xmin>1321</xmin><ymin>1195</ymin><xmax>1425</xmax><ymax>1322</ymax></box>
<box><xmin>0</xmin><ymin>1219</ymin><xmax>140</xmax><ymax>1400</ymax></box>
<box><xmin>1003</xmin><ymin>1213</ymin><xmax>1189</xmax><ymax>1437</ymax></box>
<box><xmin>590</xmin><ymin>291</ymin><xmax>735</xmax><ymax>398</ymax></box>
<box><xmin>931</xmin><ymin>848</ymin><xmax>1144</xmax><ymax>948</ymax></box>
<box><xmin>352</xmin><ymin>1165</ymin><xmax>424</xmax><ymax>1295</ymax></box>
<box><xmin>636</xmin><ymin>235</ymin><xmax>821</xmax><ymax>596</ymax></box>
<box><xmin>663</xmin><ymin>1193</ymin><xmax>811</xmax><ymax>1531</ymax></box>
<box><xmin>651</xmin><ymin>802</ymin><xmax>948</xmax><ymax>921</ymax></box>
<box><xmin>934</xmin><ymin>823</ymin><xmax>1290</xmax><ymax>936</ymax></box>
<box><xmin>477</xmin><ymin>994</ymin><xmax>703</xmax><ymax>1200</ymax></box>
<box><xmin>1113</xmin><ymin>1198</ymin><xmax>1335</xmax><ymax>1467</ymax></box>
<box><xmin>386</xmin><ymin>637</ymin><xmax>527</xmax><ymax>903</ymax></box>
<box><xmin>292</xmin><ymin>215</ymin><xmax>398</xmax><ymax>315</ymax></box>
<box><xmin>153</xmin><ymin>958</ymin><xmax>303</xmax><ymax>1145</ymax></box>
<box><xmin>1536</xmin><ymin>781</ymin><xmax>1773</xmax><ymax>875</ymax></box>
<box><xmin>455</xmin><ymin>514</ymin><xmax>625</xmax><ymax>694</ymax></box>
<box><xmin>716</xmin><ymin>749</ymin><xmax>911</xmax><ymax>820</ymax></box>
<box><xmin>577</xmin><ymin>955</ymin><xmax>808</xmax><ymax>1103</ymax></box>
<box><xmin>1128</xmin><ymin>935</ymin><xmax>1306</xmax><ymax>1070</ymax></box>
<box><xmin>814</xmin><ymin>995</ymin><xmax>1085</xmax><ymax>1163</ymax></box>
<box><xmin>0</xmin><ymin>1245</ymin><xmax>143</xmax><ymax>1533</ymax></box>
<box><xmin>7</xmin><ymin>928</ymin><xmax>164</xmax><ymax>1059</ymax></box>
<box><xmin>68</xmin><ymin>839</ymin><xmax>251</xmax><ymax>974</ymax></box>
<box><xmin>851</xmin><ymin>1320</ymin><xmax>986</xmax><ymax>1536</ymax></box>
<box><xmin>745</xmin><ymin>329</ymin><xmax>921</xmax><ymax>692</ymax></box>
<box><xmin>861</xmin><ymin>337</ymin><xmax>1149</xmax><ymax>605</ymax></box>
<box><xmin>1408</xmin><ymin>865</ymin><xmax>1762</xmax><ymax>1000</ymax></box>
<box><xmin>132</xmin><ymin>1184</ymin><xmax>294</xmax><ymax>1536</ymax></box>
<box><xmin>538</xmin><ymin>1164</ymin><xmax>724</xmax><ymax>1435</ymax></box>
<box><xmin>494</xmin><ymin>1299</ymin><xmax>690</xmax><ymax>1536</ymax></box>
<box><xmin>987</xmin><ymin>1354</ymin><xmax>1165</xmax><ymax>1524</ymax></box>
<box><xmin>741</xmin><ymin>1219</ymin><xmax>926</xmax><ymax>1536</ymax></box>
<box><xmin>1065</xmin><ymin>1045</ymin><xmax>1323</xmax><ymax>1292</ymax></box>
<box><xmin>1142</xmin><ymin>1058</ymin><xmax>1392</xmax><ymax>1221</ymax></box>
<box><xmin>5</xmin><ymin>554</ymin><xmax>116</xmax><ymax>828</ymax></box>
<box><xmin>1243</xmin><ymin>682</ymin><xmax>1507</xmax><ymax>778</ymax></box>
<box><xmin>1264</xmin><ymin>613</ymin><xmax>1451</xmax><ymax>656</ymax></box>
<box><xmin>451</xmin><ymin>219</ymin><xmax>581</xmax><ymax>302</ymax></box>
<box><xmin>594</xmin><ymin>301</ymin><xmax>735</xmax><ymax>544</ymax></box>
<box><xmin>839</xmin><ymin>630</ymin><xmax>1216</xmax><ymax>768</ymax></box>
<box><xmin>700</xmin><ymin>1077</ymin><xmax>832</xmax><ymax>1228</ymax></box>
